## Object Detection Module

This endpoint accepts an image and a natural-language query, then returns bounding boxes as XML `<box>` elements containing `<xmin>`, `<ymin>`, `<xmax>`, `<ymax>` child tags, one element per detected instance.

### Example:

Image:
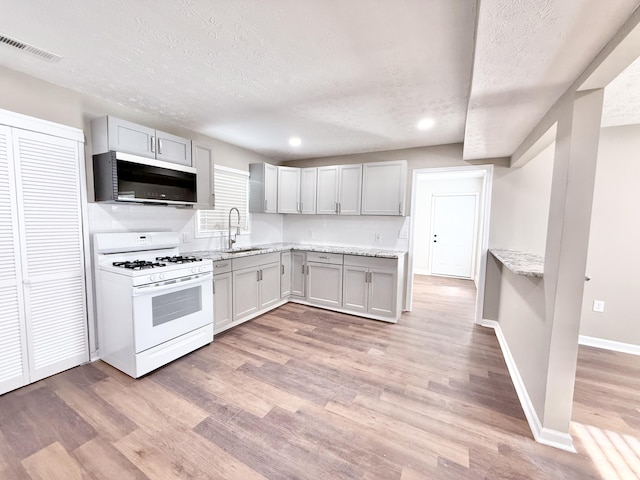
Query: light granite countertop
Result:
<box><xmin>490</xmin><ymin>248</ymin><xmax>543</xmax><ymax>278</ymax></box>
<box><xmin>184</xmin><ymin>243</ymin><xmax>407</xmax><ymax>261</ymax></box>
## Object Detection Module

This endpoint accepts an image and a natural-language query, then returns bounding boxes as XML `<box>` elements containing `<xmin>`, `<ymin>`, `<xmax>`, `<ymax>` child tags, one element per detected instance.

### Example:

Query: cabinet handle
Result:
<box><xmin>257</xmin><ymin>270</ymin><xmax>261</xmax><ymax>281</ymax></box>
<box><xmin>319</xmin><ymin>256</ymin><xmax>329</xmax><ymax>260</ymax></box>
<box><xmin>306</xmin><ymin>265</ymin><xmax>309</xmax><ymax>275</ymax></box>
<box><xmin>216</xmin><ymin>263</ymin><xmax>228</xmax><ymax>268</ymax></box>
<box><xmin>338</xmin><ymin>202</ymin><xmax>342</xmax><ymax>214</ymax></box>
<box><xmin>212</xmin><ymin>278</ymin><xmax>216</xmax><ymax>294</ymax></box>
<box><xmin>150</xmin><ymin>136</ymin><xmax>156</xmax><ymax>153</ymax></box>
<box><xmin>364</xmin><ymin>272</ymin><xmax>369</xmax><ymax>283</ymax></box>
<box><xmin>335</xmin><ymin>202</ymin><xmax>339</xmax><ymax>214</ymax></box>
<box><xmin>281</xmin><ymin>264</ymin><xmax>285</xmax><ymax>275</ymax></box>
<box><xmin>300</xmin><ymin>202</ymin><xmax>303</xmax><ymax>213</ymax></box>
<box><xmin>301</xmin><ymin>264</ymin><xmax>305</xmax><ymax>274</ymax></box>
<box><xmin>212</xmin><ymin>193</ymin><xmax>216</xmax><ymax>208</ymax></box>
<box><xmin>399</xmin><ymin>202</ymin><xmax>402</xmax><ymax>214</ymax></box>
<box><xmin>158</xmin><ymin>138</ymin><xmax>163</xmax><ymax>154</ymax></box>
<box><xmin>260</xmin><ymin>269</ymin><xmax>263</xmax><ymax>281</ymax></box>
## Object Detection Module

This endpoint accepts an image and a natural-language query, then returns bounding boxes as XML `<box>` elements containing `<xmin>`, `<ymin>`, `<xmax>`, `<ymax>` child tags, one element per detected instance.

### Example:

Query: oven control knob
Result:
<box><xmin>150</xmin><ymin>274</ymin><xmax>158</xmax><ymax>282</ymax></box>
<box><xmin>159</xmin><ymin>273</ymin><xmax>165</xmax><ymax>281</ymax></box>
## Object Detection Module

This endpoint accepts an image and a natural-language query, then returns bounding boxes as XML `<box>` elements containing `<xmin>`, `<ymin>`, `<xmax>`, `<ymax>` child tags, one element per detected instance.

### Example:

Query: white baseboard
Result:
<box><xmin>480</xmin><ymin>319</ymin><xmax>576</xmax><ymax>453</ymax></box>
<box><xmin>578</xmin><ymin>335</ymin><xmax>640</xmax><ymax>355</ymax></box>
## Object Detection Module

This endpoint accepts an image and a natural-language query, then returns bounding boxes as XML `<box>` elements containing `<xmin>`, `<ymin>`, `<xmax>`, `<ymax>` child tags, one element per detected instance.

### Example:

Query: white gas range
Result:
<box><xmin>93</xmin><ymin>232</ymin><xmax>214</xmax><ymax>378</ymax></box>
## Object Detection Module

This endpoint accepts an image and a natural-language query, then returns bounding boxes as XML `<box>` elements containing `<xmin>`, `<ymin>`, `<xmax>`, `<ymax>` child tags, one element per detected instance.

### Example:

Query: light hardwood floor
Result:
<box><xmin>0</xmin><ymin>275</ymin><xmax>638</xmax><ymax>479</ymax></box>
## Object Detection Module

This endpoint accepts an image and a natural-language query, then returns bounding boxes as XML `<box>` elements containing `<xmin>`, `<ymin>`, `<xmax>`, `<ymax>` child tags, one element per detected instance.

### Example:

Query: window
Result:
<box><xmin>196</xmin><ymin>165</ymin><xmax>249</xmax><ymax>237</ymax></box>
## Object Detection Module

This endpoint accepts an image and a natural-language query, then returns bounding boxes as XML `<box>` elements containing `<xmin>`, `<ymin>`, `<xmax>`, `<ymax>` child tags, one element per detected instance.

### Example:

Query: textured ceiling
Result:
<box><xmin>464</xmin><ymin>0</ymin><xmax>640</xmax><ymax>160</ymax></box>
<box><xmin>602</xmin><ymin>55</ymin><xmax>640</xmax><ymax>127</ymax></box>
<box><xmin>1</xmin><ymin>1</ymin><xmax>639</xmax><ymax>162</ymax></box>
<box><xmin>0</xmin><ymin>0</ymin><xmax>476</xmax><ymax>161</ymax></box>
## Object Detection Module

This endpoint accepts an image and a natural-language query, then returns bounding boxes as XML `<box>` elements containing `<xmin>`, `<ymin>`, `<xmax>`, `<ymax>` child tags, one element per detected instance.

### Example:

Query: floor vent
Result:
<box><xmin>0</xmin><ymin>33</ymin><xmax>62</xmax><ymax>62</ymax></box>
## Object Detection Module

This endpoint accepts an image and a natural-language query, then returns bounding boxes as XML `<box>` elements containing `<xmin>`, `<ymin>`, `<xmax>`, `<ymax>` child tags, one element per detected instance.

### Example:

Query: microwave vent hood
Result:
<box><xmin>93</xmin><ymin>151</ymin><xmax>197</xmax><ymax>207</ymax></box>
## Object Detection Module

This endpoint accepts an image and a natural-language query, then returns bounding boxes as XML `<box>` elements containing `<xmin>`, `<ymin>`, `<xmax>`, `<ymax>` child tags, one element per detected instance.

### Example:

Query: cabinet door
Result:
<box><xmin>264</xmin><ymin>163</ymin><xmax>278</xmax><ymax>213</ymax></box>
<box><xmin>107</xmin><ymin>117</ymin><xmax>155</xmax><ymax>159</ymax></box>
<box><xmin>338</xmin><ymin>164</ymin><xmax>362</xmax><ymax>215</ymax></box>
<box><xmin>300</xmin><ymin>168</ymin><xmax>317</xmax><ymax>214</ymax></box>
<box><xmin>291</xmin><ymin>252</ymin><xmax>306</xmax><ymax>298</ymax></box>
<box><xmin>233</xmin><ymin>268</ymin><xmax>260</xmax><ymax>321</ymax></box>
<box><xmin>0</xmin><ymin>126</ymin><xmax>29</xmax><ymax>395</ymax></box>
<box><xmin>193</xmin><ymin>142</ymin><xmax>215</xmax><ymax>208</ymax></box>
<box><xmin>259</xmin><ymin>262</ymin><xmax>281</xmax><ymax>310</ymax></box>
<box><xmin>369</xmin><ymin>269</ymin><xmax>397</xmax><ymax>317</ymax></box>
<box><xmin>280</xmin><ymin>252</ymin><xmax>292</xmax><ymax>298</ymax></box>
<box><xmin>13</xmin><ymin>129</ymin><xmax>89</xmax><ymax>382</ymax></box>
<box><xmin>342</xmin><ymin>266</ymin><xmax>368</xmax><ymax>313</ymax></box>
<box><xmin>156</xmin><ymin>130</ymin><xmax>192</xmax><ymax>166</ymax></box>
<box><xmin>316</xmin><ymin>166</ymin><xmax>339</xmax><ymax>214</ymax></box>
<box><xmin>307</xmin><ymin>263</ymin><xmax>342</xmax><ymax>308</ymax></box>
<box><xmin>213</xmin><ymin>272</ymin><xmax>233</xmax><ymax>333</ymax></box>
<box><xmin>277</xmin><ymin>167</ymin><xmax>301</xmax><ymax>214</ymax></box>
<box><xmin>362</xmin><ymin>161</ymin><xmax>406</xmax><ymax>215</ymax></box>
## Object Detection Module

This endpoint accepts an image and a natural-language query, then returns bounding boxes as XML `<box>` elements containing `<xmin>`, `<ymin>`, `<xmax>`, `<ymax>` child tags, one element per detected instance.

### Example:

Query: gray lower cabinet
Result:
<box><xmin>280</xmin><ymin>252</ymin><xmax>292</xmax><ymax>298</ymax></box>
<box><xmin>232</xmin><ymin>267</ymin><xmax>261</xmax><ymax>321</ymax></box>
<box><xmin>343</xmin><ymin>255</ymin><xmax>401</xmax><ymax>319</ymax></box>
<box><xmin>260</xmin><ymin>262</ymin><xmax>281</xmax><ymax>310</ymax></box>
<box><xmin>306</xmin><ymin>257</ymin><xmax>343</xmax><ymax>308</ymax></box>
<box><xmin>291</xmin><ymin>251</ymin><xmax>306</xmax><ymax>298</ymax></box>
<box><xmin>231</xmin><ymin>252</ymin><xmax>281</xmax><ymax>323</ymax></box>
<box><xmin>213</xmin><ymin>271</ymin><xmax>233</xmax><ymax>334</ymax></box>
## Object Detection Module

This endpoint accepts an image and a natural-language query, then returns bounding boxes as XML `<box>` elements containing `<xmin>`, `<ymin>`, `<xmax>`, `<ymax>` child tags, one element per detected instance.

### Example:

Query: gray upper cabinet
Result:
<box><xmin>249</xmin><ymin>163</ymin><xmax>278</xmax><ymax>213</ymax></box>
<box><xmin>193</xmin><ymin>142</ymin><xmax>215</xmax><ymax>209</ymax></box>
<box><xmin>361</xmin><ymin>160</ymin><xmax>407</xmax><ymax>216</ymax></box>
<box><xmin>91</xmin><ymin>116</ymin><xmax>192</xmax><ymax>166</ymax></box>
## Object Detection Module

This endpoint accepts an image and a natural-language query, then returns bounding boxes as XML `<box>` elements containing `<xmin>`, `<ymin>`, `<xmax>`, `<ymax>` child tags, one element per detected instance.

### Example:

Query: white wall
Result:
<box><xmin>413</xmin><ymin>175</ymin><xmax>483</xmax><ymax>276</ymax></box>
<box><xmin>489</xmin><ymin>142</ymin><xmax>555</xmax><ymax>255</ymax></box>
<box><xmin>283</xmin><ymin>215</ymin><xmax>409</xmax><ymax>250</ymax></box>
<box><xmin>580</xmin><ymin>124</ymin><xmax>640</xmax><ymax>346</ymax></box>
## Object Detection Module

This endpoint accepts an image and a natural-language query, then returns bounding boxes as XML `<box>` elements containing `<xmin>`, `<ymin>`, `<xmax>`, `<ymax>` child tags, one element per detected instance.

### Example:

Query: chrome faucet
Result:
<box><xmin>228</xmin><ymin>207</ymin><xmax>240</xmax><ymax>250</ymax></box>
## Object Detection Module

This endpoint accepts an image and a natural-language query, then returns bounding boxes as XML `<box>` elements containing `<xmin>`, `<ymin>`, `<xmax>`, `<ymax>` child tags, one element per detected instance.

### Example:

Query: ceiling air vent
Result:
<box><xmin>0</xmin><ymin>33</ymin><xmax>62</xmax><ymax>62</ymax></box>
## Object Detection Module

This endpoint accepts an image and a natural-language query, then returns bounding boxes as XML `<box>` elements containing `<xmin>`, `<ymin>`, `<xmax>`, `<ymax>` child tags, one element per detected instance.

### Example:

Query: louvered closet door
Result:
<box><xmin>0</xmin><ymin>126</ymin><xmax>29</xmax><ymax>395</ymax></box>
<box><xmin>12</xmin><ymin>129</ymin><xmax>89</xmax><ymax>382</ymax></box>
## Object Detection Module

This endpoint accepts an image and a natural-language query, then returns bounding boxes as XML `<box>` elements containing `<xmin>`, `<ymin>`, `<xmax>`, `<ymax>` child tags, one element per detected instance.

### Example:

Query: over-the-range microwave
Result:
<box><xmin>93</xmin><ymin>151</ymin><xmax>197</xmax><ymax>207</ymax></box>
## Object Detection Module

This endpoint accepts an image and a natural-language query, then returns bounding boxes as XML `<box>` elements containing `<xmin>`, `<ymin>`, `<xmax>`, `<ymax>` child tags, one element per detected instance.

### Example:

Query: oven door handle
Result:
<box><xmin>132</xmin><ymin>272</ymin><xmax>213</xmax><ymax>296</ymax></box>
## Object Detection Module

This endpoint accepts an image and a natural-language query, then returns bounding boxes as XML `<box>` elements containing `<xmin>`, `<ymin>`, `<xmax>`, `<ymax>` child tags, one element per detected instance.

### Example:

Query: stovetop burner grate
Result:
<box><xmin>156</xmin><ymin>255</ymin><xmax>202</xmax><ymax>264</ymax></box>
<box><xmin>113</xmin><ymin>260</ymin><xmax>167</xmax><ymax>270</ymax></box>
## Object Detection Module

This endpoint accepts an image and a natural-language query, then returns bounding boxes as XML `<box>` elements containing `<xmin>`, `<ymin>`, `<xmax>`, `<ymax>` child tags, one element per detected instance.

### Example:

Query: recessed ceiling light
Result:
<box><xmin>417</xmin><ymin>118</ymin><xmax>435</xmax><ymax>131</ymax></box>
<box><xmin>289</xmin><ymin>137</ymin><xmax>302</xmax><ymax>147</ymax></box>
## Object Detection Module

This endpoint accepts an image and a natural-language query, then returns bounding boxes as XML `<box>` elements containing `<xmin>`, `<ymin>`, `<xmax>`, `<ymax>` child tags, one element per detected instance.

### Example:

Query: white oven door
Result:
<box><xmin>131</xmin><ymin>272</ymin><xmax>213</xmax><ymax>352</ymax></box>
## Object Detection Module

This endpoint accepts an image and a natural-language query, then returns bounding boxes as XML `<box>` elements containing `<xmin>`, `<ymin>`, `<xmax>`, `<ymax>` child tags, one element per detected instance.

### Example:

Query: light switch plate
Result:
<box><xmin>593</xmin><ymin>300</ymin><xmax>605</xmax><ymax>313</ymax></box>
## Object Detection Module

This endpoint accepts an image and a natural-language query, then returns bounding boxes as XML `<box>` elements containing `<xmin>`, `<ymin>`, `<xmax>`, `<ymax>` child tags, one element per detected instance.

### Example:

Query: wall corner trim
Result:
<box><xmin>578</xmin><ymin>335</ymin><xmax>640</xmax><ymax>356</ymax></box>
<box><xmin>480</xmin><ymin>319</ymin><xmax>577</xmax><ymax>453</ymax></box>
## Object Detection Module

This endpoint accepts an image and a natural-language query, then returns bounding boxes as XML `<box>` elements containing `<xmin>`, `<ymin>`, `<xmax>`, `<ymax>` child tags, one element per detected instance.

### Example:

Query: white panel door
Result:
<box><xmin>361</xmin><ymin>161</ymin><xmax>406</xmax><ymax>215</ymax></box>
<box><xmin>259</xmin><ymin>263</ymin><xmax>281</xmax><ymax>310</ymax></box>
<box><xmin>233</xmin><ymin>267</ymin><xmax>260</xmax><ymax>321</ymax></box>
<box><xmin>316</xmin><ymin>166</ymin><xmax>339</xmax><ymax>214</ymax></box>
<box><xmin>12</xmin><ymin>129</ymin><xmax>89</xmax><ymax>382</ymax></box>
<box><xmin>277</xmin><ymin>167</ymin><xmax>301</xmax><ymax>214</ymax></box>
<box><xmin>300</xmin><ymin>168</ymin><xmax>317</xmax><ymax>214</ymax></box>
<box><xmin>338</xmin><ymin>164</ymin><xmax>362</xmax><ymax>215</ymax></box>
<box><xmin>430</xmin><ymin>194</ymin><xmax>477</xmax><ymax>278</ymax></box>
<box><xmin>0</xmin><ymin>126</ymin><xmax>29</xmax><ymax>395</ymax></box>
<box><xmin>213</xmin><ymin>272</ymin><xmax>233</xmax><ymax>333</ymax></box>
<box><xmin>342</xmin><ymin>266</ymin><xmax>368</xmax><ymax>313</ymax></box>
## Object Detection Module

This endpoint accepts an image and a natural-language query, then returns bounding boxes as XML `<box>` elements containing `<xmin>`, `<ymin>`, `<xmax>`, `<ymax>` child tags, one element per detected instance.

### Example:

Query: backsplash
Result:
<box><xmin>283</xmin><ymin>215</ymin><xmax>410</xmax><ymax>250</ymax></box>
<box><xmin>86</xmin><ymin>204</ymin><xmax>284</xmax><ymax>251</ymax></box>
<box><xmin>87</xmin><ymin>204</ymin><xmax>409</xmax><ymax>251</ymax></box>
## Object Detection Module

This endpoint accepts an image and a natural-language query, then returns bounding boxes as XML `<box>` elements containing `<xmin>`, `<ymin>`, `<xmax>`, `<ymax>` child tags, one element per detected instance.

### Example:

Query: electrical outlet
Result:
<box><xmin>398</xmin><ymin>229</ymin><xmax>408</xmax><ymax>239</ymax></box>
<box><xmin>182</xmin><ymin>232</ymin><xmax>191</xmax><ymax>243</ymax></box>
<box><xmin>374</xmin><ymin>233</ymin><xmax>382</xmax><ymax>243</ymax></box>
<box><xmin>593</xmin><ymin>300</ymin><xmax>605</xmax><ymax>313</ymax></box>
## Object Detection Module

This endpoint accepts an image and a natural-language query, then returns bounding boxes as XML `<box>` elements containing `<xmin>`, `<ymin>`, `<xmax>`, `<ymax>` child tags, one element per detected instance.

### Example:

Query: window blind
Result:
<box><xmin>196</xmin><ymin>165</ymin><xmax>249</xmax><ymax>235</ymax></box>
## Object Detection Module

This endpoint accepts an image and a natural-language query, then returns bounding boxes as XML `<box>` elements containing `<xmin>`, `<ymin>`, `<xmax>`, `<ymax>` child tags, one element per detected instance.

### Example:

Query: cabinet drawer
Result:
<box><xmin>306</xmin><ymin>251</ymin><xmax>343</xmax><ymax>265</ymax></box>
<box><xmin>343</xmin><ymin>255</ymin><xmax>397</xmax><ymax>270</ymax></box>
<box><xmin>213</xmin><ymin>260</ymin><xmax>231</xmax><ymax>274</ymax></box>
<box><xmin>232</xmin><ymin>252</ymin><xmax>280</xmax><ymax>271</ymax></box>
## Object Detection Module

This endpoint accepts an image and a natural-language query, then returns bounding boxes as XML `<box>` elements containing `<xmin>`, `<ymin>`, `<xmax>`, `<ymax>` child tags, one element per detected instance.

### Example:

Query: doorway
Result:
<box><xmin>406</xmin><ymin>165</ymin><xmax>493</xmax><ymax>324</ymax></box>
